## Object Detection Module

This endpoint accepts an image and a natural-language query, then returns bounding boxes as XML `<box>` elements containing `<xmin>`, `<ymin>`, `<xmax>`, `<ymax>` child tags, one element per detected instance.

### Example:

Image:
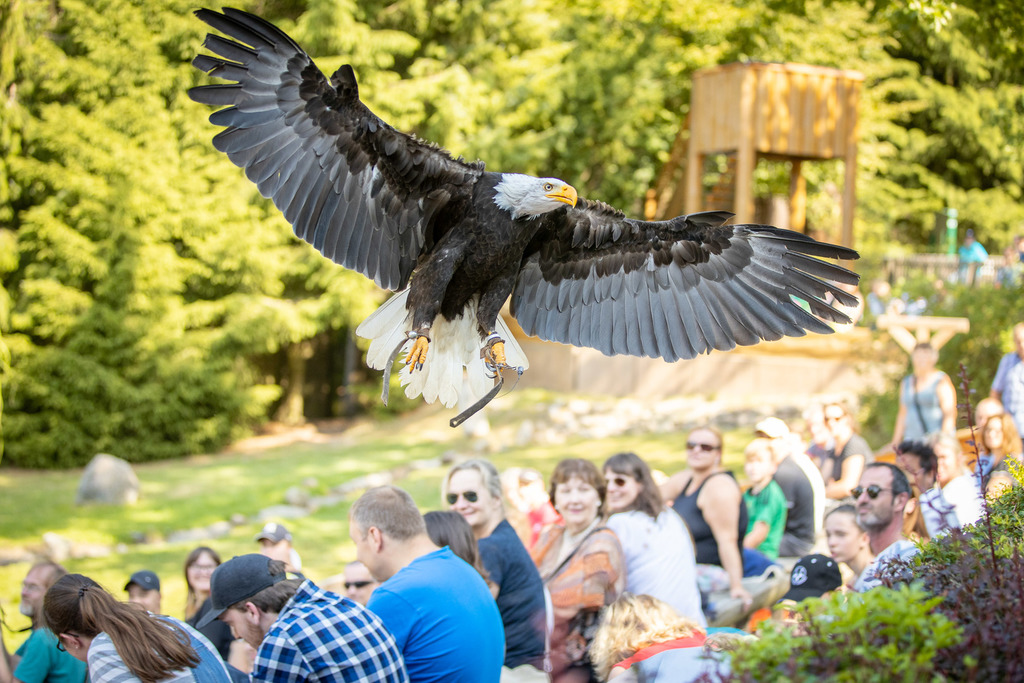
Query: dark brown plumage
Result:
<box><xmin>189</xmin><ymin>7</ymin><xmax>860</xmax><ymax>411</ymax></box>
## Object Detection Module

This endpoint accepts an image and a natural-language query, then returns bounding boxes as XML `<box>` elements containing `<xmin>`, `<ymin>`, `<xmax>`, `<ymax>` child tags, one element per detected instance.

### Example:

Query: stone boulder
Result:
<box><xmin>75</xmin><ymin>453</ymin><xmax>140</xmax><ymax>506</ymax></box>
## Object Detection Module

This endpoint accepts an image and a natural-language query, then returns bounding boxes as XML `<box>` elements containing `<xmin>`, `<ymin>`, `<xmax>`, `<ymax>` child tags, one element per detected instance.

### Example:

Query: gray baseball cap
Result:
<box><xmin>196</xmin><ymin>554</ymin><xmax>286</xmax><ymax>628</ymax></box>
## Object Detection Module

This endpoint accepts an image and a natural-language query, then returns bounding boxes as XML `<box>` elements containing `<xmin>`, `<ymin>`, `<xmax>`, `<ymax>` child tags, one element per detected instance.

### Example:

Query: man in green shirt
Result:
<box><xmin>0</xmin><ymin>562</ymin><xmax>87</xmax><ymax>683</ymax></box>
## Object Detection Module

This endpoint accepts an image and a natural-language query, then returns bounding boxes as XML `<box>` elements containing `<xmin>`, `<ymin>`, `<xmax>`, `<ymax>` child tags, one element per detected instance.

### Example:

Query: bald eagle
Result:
<box><xmin>189</xmin><ymin>8</ymin><xmax>860</xmax><ymax>417</ymax></box>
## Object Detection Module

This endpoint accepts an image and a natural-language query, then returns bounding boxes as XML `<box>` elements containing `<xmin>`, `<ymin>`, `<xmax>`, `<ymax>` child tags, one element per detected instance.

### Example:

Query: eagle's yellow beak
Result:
<box><xmin>547</xmin><ymin>184</ymin><xmax>578</xmax><ymax>207</ymax></box>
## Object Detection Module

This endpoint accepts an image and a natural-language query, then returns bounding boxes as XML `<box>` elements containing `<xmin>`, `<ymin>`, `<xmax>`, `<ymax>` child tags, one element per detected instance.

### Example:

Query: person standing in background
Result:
<box><xmin>957</xmin><ymin>229</ymin><xmax>988</xmax><ymax>285</ymax></box>
<box><xmin>891</xmin><ymin>343</ymin><xmax>957</xmax><ymax>449</ymax></box>
<box><xmin>991</xmin><ymin>323</ymin><xmax>1024</xmax><ymax>438</ymax></box>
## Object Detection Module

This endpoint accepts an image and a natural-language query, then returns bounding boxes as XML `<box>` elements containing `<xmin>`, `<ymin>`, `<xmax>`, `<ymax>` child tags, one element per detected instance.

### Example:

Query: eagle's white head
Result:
<box><xmin>493</xmin><ymin>174</ymin><xmax>578</xmax><ymax>219</ymax></box>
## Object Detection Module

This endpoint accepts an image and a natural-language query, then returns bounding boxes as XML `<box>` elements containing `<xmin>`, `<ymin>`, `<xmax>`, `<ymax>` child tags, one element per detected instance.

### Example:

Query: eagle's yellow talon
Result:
<box><xmin>482</xmin><ymin>334</ymin><xmax>507</xmax><ymax>368</ymax></box>
<box><xmin>406</xmin><ymin>336</ymin><xmax>430</xmax><ymax>370</ymax></box>
<box><xmin>487</xmin><ymin>340</ymin><xmax>507</xmax><ymax>366</ymax></box>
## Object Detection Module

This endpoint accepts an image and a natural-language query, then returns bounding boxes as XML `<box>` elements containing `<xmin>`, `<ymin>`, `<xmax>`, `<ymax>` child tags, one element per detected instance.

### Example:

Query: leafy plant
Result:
<box><xmin>721</xmin><ymin>584</ymin><xmax>961</xmax><ymax>682</ymax></box>
<box><xmin>891</xmin><ymin>462</ymin><xmax>1024</xmax><ymax>682</ymax></box>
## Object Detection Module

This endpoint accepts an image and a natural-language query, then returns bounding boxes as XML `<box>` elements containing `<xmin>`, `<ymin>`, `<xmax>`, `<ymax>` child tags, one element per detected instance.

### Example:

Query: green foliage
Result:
<box><xmin>903</xmin><ymin>471</ymin><xmax>1024</xmax><ymax>681</ymax></box>
<box><xmin>725</xmin><ymin>584</ymin><xmax>961</xmax><ymax>682</ymax></box>
<box><xmin>0</xmin><ymin>0</ymin><xmax>378</xmax><ymax>466</ymax></box>
<box><xmin>724</xmin><ymin>448</ymin><xmax>1024</xmax><ymax>682</ymax></box>
<box><xmin>929</xmin><ymin>283</ymin><xmax>1024</xmax><ymax>401</ymax></box>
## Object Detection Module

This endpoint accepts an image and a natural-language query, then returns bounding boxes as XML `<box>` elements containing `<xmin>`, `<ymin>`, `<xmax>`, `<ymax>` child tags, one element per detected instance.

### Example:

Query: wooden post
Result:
<box><xmin>789</xmin><ymin>159</ymin><xmax>806</xmax><ymax>233</ymax></box>
<box><xmin>734</xmin><ymin>70</ymin><xmax>756</xmax><ymax>222</ymax></box>
<box><xmin>875</xmin><ymin>315</ymin><xmax>970</xmax><ymax>355</ymax></box>
<box><xmin>841</xmin><ymin>80</ymin><xmax>860</xmax><ymax>249</ymax></box>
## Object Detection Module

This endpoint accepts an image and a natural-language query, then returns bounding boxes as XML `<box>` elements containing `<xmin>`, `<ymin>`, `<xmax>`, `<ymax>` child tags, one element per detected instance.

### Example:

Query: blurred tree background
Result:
<box><xmin>0</xmin><ymin>0</ymin><xmax>1021</xmax><ymax>467</ymax></box>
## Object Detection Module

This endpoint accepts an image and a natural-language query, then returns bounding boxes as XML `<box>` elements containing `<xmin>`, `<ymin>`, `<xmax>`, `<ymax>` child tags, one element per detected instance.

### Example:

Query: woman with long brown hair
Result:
<box><xmin>44</xmin><ymin>574</ymin><xmax>231</xmax><ymax>683</ymax></box>
<box><xmin>603</xmin><ymin>452</ymin><xmax>705</xmax><ymax>627</ymax></box>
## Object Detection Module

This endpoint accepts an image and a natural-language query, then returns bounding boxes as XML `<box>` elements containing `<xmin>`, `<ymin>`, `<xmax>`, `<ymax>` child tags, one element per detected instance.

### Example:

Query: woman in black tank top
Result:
<box><xmin>661</xmin><ymin>426</ymin><xmax>753</xmax><ymax>606</ymax></box>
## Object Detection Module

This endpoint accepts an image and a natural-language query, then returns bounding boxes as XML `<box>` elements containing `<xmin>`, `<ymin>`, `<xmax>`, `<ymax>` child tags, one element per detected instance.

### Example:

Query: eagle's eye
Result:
<box><xmin>543</xmin><ymin>183</ymin><xmax>554</xmax><ymax>192</ymax></box>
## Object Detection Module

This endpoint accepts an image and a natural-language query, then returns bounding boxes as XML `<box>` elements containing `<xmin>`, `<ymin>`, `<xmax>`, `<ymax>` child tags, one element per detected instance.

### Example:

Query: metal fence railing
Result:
<box><xmin>882</xmin><ymin>254</ymin><xmax>1004</xmax><ymax>286</ymax></box>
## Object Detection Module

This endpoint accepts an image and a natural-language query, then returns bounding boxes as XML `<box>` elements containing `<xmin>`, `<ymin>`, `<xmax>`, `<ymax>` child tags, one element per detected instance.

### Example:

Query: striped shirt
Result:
<box><xmin>87</xmin><ymin>618</ymin><xmax>227</xmax><ymax>683</ymax></box>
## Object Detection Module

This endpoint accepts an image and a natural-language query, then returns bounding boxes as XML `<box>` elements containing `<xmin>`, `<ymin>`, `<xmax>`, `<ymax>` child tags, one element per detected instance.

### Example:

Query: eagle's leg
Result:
<box><xmin>405</xmin><ymin>330</ymin><xmax>431</xmax><ymax>371</ymax></box>
<box><xmin>481</xmin><ymin>332</ymin><xmax>507</xmax><ymax>376</ymax></box>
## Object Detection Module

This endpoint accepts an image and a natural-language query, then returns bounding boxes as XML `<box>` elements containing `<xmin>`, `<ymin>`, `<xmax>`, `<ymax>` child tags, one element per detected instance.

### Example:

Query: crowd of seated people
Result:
<box><xmin>11</xmin><ymin>323</ymin><xmax>1024</xmax><ymax>683</ymax></box>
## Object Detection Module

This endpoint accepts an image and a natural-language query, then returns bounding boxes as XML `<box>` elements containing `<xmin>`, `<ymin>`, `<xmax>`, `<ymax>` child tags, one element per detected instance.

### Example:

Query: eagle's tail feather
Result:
<box><xmin>356</xmin><ymin>292</ymin><xmax>529</xmax><ymax>410</ymax></box>
<box><xmin>359</xmin><ymin>290</ymin><xmax>413</xmax><ymax>371</ymax></box>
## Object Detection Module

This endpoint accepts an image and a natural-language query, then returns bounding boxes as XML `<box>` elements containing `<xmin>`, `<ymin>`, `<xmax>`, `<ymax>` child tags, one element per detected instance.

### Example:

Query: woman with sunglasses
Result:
<box><xmin>532</xmin><ymin>459</ymin><xmax>626</xmax><ymax>683</ymax></box>
<box><xmin>445</xmin><ymin>459</ymin><xmax>547</xmax><ymax>678</ymax></box>
<box><xmin>44</xmin><ymin>574</ymin><xmax>232</xmax><ymax>683</ymax></box>
<box><xmin>661</xmin><ymin>427</ymin><xmax>752</xmax><ymax>607</ymax></box>
<box><xmin>819</xmin><ymin>401</ymin><xmax>872</xmax><ymax>501</ymax></box>
<box><xmin>602</xmin><ymin>452</ymin><xmax>705</xmax><ymax>627</ymax></box>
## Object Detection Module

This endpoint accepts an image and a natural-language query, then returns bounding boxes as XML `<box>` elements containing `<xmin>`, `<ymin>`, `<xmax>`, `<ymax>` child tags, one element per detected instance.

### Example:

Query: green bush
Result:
<box><xmin>720</xmin><ymin>464</ymin><xmax>1024</xmax><ymax>682</ymax></box>
<box><xmin>898</xmin><ymin>467</ymin><xmax>1024</xmax><ymax>682</ymax></box>
<box><xmin>722</xmin><ymin>585</ymin><xmax>961</xmax><ymax>682</ymax></box>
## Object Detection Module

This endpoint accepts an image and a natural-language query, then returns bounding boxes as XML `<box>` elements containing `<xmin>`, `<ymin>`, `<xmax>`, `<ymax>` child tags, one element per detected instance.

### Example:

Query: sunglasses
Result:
<box><xmin>607</xmin><ymin>475</ymin><xmax>633</xmax><ymax>488</ymax></box>
<box><xmin>686</xmin><ymin>442</ymin><xmax>719</xmax><ymax>452</ymax></box>
<box><xmin>446</xmin><ymin>490</ymin><xmax>478</xmax><ymax>505</ymax></box>
<box><xmin>852</xmin><ymin>484</ymin><xmax>890</xmax><ymax>499</ymax></box>
<box><xmin>344</xmin><ymin>581</ymin><xmax>374</xmax><ymax>590</ymax></box>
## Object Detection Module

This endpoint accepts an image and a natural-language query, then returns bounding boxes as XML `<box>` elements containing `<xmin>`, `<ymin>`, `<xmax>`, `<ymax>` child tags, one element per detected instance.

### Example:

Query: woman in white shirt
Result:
<box><xmin>929</xmin><ymin>432</ymin><xmax>985</xmax><ymax>527</ymax></box>
<box><xmin>603</xmin><ymin>452</ymin><xmax>706</xmax><ymax>627</ymax></box>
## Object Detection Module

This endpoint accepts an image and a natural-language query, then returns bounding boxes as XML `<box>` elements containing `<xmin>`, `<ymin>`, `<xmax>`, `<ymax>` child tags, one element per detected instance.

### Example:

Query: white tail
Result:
<box><xmin>357</xmin><ymin>290</ymin><xmax>529</xmax><ymax>409</ymax></box>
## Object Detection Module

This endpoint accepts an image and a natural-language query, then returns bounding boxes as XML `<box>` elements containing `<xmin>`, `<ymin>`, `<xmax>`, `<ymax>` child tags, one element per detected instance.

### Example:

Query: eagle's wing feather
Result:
<box><xmin>511</xmin><ymin>201</ymin><xmax>860</xmax><ymax>362</ymax></box>
<box><xmin>189</xmin><ymin>8</ymin><xmax>482</xmax><ymax>291</ymax></box>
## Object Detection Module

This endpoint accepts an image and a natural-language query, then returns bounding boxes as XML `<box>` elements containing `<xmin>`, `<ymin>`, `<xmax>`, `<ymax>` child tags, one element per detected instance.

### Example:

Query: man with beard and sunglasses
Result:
<box><xmin>852</xmin><ymin>463</ymin><xmax>919</xmax><ymax>592</ymax></box>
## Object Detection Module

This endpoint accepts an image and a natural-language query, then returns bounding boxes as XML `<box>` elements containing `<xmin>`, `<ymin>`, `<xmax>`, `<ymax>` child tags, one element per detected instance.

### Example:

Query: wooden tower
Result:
<box><xmin>673</xmin><ymin>62</ymin><xmax>863</xmax><ymax>248</ymax></box>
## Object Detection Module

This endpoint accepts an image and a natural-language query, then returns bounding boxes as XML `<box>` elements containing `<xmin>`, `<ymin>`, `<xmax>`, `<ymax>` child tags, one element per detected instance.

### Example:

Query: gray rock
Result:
<box><xmin>257</xmin><ymin>505</ymin><xmax>308</xmax><ymax>521</ymax></box>
<box><xmin>515</xmin><ymin>420</ymin><xmax>535</xmax><ymax>447</ymax></box>
<box><xmin>206</xmin><ymin>521</ymin><xmax>232</xmax><ymax>538</ymax></box>
<box><xmin>75</xmin><ymin>453</ymin><xmax>140</xmax><ymax>506</ymax></box>
<box><xmin>308</xmin><ymin>493</ymin><xmax>346</xmax><ymax>510</ymax></box>
<box><xmin>411</xmin><ymin>457</ymin><xmax>443</xmax><ymax>470</ymax></box>
<box><xmin>167</xmin><ymin>527</ymin><xmax>215</xmax><ymax>544</ymax></box>
<box><xmin>283</xmin><ymin>486</ymin><xmax>311</xmax><ymax>508</ymax></box>
<box><xmin>229</xmin><ymin>513</ymin><xmax>248</xmax><ymax>526</ymax></box>
<box><xmin>42</xmin><ymin>532</ymin><xmax>73</xmax><ymax>562</ymax></box>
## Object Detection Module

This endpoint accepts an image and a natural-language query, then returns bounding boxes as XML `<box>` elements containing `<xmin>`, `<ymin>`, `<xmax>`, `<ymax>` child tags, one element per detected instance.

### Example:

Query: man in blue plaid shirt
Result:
<box><xmin>199</xmin><ymin>554</ymin><xmax>408</xmax><ymax>683</ymax></box>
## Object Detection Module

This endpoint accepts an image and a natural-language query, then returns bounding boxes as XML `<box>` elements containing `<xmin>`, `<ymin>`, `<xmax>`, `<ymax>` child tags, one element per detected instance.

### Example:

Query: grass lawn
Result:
<box><xmin>0</xmin><ymin>388</ymin><xmax>756</xmax><ymax>647</ymax></box>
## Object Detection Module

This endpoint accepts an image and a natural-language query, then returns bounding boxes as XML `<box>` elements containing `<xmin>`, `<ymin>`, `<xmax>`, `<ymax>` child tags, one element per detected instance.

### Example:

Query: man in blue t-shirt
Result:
<box><xmin>351</xmin><ymin>485</ymin><xmax>505</xmax><ymax>683</ymax></box>
<box><xmin>0</xmin><ymin>562</ymin><xmax>88</xmax><ymax>683</ymax></box>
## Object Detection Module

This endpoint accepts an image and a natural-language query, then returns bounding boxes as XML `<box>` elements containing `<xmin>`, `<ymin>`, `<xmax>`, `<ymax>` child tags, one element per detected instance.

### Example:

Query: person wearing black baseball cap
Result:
<box><xmin>779</xmin><ymin>554</ymin><xmax>842</xmax><ymax>604</ymax></box>
<box><xmin>124</xmin><ymin>570</ymin><xmax>162</xmax><ymax>614</ymax></box>
<box><xmin>772</xmin><ymin>554</ymin><xmax>843</xmax><ymax>633</ymax></box>
<box><xmin>199</xmin><ymin>554</ymin><xmax>407</xmax><ymax>683</ymax></box>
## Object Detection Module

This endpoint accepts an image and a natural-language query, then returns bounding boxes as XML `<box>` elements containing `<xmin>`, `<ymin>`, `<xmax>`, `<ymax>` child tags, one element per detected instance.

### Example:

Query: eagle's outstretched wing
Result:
<box><xmin>512</xmin><ymin>202</ymin><xmax>860</xmax><ymax>362</ymax></box>
<box><xmin>188</xmin><ymin>7</ymin><xmax>482</xmax><ymax>291</ymax></box>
